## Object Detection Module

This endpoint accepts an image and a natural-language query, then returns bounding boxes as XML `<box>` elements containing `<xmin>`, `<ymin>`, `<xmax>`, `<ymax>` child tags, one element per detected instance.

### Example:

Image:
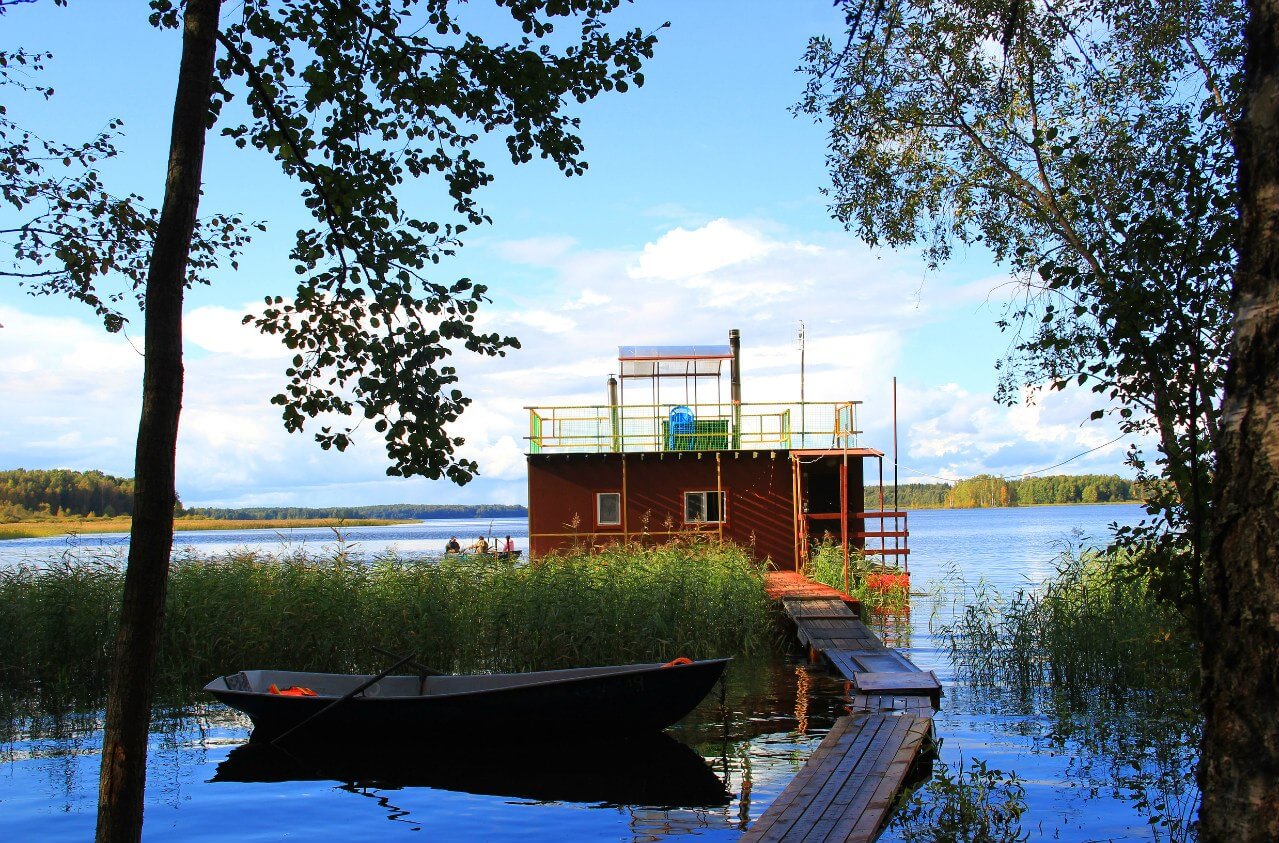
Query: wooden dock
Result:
<box><xmin>742</xmin><ymin>573</ymin><xmax>941</xmax><ymax>842</ymax></box>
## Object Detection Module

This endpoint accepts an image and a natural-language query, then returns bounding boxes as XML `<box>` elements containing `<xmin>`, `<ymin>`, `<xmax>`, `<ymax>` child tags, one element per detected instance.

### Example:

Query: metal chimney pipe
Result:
<box><xmin>608</xmin><ymin>375</ymin><xmax>621</xmax><ymax>452</ymax></box>
<box><xmin>729</xmin><ymin>329</ymin><xmax>741</xmax><ymax>447</ymax></box>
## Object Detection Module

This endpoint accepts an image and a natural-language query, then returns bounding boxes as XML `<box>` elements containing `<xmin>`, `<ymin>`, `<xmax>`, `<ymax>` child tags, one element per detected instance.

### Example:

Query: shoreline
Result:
<box><xmin>897</xmin><ymin>500</ymin><xmax>1143</xmax><ymax>511</ymax></box>
<box><xmin>0</xmin><ymin>516</ymin><xmax>412</xmax><ymax>541</ymax></box>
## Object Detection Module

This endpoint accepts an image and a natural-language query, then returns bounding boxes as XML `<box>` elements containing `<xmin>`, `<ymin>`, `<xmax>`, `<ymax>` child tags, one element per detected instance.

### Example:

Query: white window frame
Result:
<box><xmin>596</xmin><ymin>492</ymin><xmax>622</xmax><ymax>527</ymax></box>
<box><xmin>683</xmin><ymin>490</ymin><xmax>727</xmax><ymax>524</ymax></box>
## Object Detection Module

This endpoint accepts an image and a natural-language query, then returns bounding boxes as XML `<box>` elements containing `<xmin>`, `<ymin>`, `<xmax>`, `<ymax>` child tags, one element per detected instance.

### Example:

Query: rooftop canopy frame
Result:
<box><xmin>616</xmin><ymin>344</ymin><xmax>733</xmax><ymax>410</ymax></box>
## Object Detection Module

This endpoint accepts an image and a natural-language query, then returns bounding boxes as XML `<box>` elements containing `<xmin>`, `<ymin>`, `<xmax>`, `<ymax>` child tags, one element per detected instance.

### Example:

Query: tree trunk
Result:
<box><xmin>1200</xmin><ymin>1</ymin><xmax>1279</xmax><ymax>840</ymax></box>
<box><xmin>95</xmin><ymin>2</ymin><xmax>221</xmax><ymax>841</ymax></box>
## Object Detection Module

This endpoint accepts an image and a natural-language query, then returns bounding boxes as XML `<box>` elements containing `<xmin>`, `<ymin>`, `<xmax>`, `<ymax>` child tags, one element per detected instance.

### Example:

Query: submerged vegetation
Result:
<box><xmin>0</xmin><ymin>540</ymin><xmax>777</xmax><ymax>710</ymax></box>
<box><xmin>891</xmin><ymin>757</ymin><xmax>1029</xmax><ymax>843</ymax></box>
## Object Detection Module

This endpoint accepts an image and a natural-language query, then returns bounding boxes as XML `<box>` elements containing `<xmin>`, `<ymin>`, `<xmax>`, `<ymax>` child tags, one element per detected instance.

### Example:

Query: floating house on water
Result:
<box><xmin>524</xmin><ymin>330</ymin><xmax>909</xmax><ymax>579</ymax></box>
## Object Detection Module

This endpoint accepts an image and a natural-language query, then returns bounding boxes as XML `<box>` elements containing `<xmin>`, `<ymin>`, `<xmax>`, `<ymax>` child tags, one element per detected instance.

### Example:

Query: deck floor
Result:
<box><xmin>751</xmin><ymin>572</ymin><xmax>942</xmax><ymax>842</ymax></box>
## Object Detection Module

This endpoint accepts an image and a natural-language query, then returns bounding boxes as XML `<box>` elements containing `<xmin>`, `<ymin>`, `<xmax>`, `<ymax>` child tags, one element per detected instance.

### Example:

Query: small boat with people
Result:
<box><xmin>205</xmin><ymin>655</ymin><xmax>729</xmax><ymax>742</ymax></box>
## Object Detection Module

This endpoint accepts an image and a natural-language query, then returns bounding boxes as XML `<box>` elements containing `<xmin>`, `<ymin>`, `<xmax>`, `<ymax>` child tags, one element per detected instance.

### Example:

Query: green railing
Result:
<box><xmin>526</xmin><ymin>401</ymin><xmax>861</xmax><ymax>453</ymax></box>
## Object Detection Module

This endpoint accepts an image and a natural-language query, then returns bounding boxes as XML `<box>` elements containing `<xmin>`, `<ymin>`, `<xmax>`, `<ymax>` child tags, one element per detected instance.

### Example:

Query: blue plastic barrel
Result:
<box><xmin>668</xmin><ymin>405</ymin><xmax>695</xmax><ymax>450</ymax></box>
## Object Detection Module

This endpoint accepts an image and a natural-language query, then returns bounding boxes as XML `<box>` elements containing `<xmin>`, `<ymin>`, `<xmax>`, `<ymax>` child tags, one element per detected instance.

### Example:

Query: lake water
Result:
<box><xmin>2</xmin><ymin>504</ymin><xmax>1198</xmax><ymax>842</ymax></box>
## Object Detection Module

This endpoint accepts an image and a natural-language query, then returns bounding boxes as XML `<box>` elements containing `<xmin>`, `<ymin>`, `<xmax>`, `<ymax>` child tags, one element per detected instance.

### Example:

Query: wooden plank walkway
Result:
<box><xmin>747</xmin><ymin>572</ymin><xmax>943</xmax><ymax>842</ymax></box>
<box><xmin>766</xmin><ymin>571</ymin><xmax>864</xmax><ymax>605</ymax></box>
<box><xmin>740</xmin><ymin>713</ymin><xmax>932</xmax><ymax>842</ymax></box>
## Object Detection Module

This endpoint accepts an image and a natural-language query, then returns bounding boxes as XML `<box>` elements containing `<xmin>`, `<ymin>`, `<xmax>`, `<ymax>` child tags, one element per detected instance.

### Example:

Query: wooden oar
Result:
<box><xmin>371</xmin><ymin>645</ymin><xmax>446</xmax><ymax>677</ymax></box>
<box><xmin>270</xmin><ymin>652</ymin><xmax>417</xmax><ymax>746</ymax></box>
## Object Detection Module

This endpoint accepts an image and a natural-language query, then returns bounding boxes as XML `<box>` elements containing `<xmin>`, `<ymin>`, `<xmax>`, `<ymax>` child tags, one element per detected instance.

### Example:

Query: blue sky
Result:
<box><xmin>0</xmin><ymin>1</ymin><xmax>1134</xmax><ymax>507</ymax></box>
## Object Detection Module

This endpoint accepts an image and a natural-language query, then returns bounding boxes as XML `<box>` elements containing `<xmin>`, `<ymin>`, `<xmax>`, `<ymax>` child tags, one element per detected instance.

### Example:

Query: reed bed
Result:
<box><xmin>933</xmin><ymin>549</ymin><xmax>1197</xmax><ymax>694</ymax></box>
<box><xmin>0</xmin><ymin>539</ymin><xmax>777</xmax><ymax>705</ymax></box>
<box><xmin>932</xmin><ymin>550</ymin><xmax>1201</xmax><ymax>842</ymax></box>
<box><xmin>804</xmin><ymin>541</ymin><xmax>911</xmax><ymax>613</ymax></box>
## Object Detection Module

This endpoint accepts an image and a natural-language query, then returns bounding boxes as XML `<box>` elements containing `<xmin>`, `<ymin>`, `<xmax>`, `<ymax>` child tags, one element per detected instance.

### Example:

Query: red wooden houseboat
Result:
<box><xmin>524</xmin><ymin>329</ymin><xmax>908</xmax><ymax>583</ymax></box>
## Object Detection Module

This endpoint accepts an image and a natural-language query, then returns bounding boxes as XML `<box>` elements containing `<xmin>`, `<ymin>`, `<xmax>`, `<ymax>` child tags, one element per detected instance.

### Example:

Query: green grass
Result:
<box><xmin>0</xmin><ymin>539</ymin><xmax>779</xmax><ymax>707</ymax></box>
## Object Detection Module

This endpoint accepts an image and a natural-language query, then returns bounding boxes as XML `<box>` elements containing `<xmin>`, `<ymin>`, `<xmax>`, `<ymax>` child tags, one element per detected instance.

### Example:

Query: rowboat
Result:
<box><xmin>205</xmin><ymin>658</ymin><xmax>729</xmax><ymax>742</ymax></box>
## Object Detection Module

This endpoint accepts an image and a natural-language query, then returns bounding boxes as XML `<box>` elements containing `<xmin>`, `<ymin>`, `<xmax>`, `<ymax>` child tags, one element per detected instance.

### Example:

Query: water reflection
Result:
<box><xmin>0</xmin><ymin>657</ymin><xmax>851</xmax><ymax>841</ymax></box>
<box><xmin>212</xmin><ymin>732</ymin><xmax>732</xmax><ymax>808</ymax></box>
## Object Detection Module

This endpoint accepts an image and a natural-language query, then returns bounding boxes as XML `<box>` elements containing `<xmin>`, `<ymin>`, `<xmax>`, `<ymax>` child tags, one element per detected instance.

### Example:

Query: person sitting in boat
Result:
<box><xmin>444</xmin><ymin>536</ymin><xmax>461</xmax><ymax>554</ymax></box>
<box><xmin>471</xmin><ymin>535</ymin><xmax>489</xmax><ymax>555</ymax></box>
<box><xmin>499</xmin><ymin>535</ymin><xmax>516</xmax><ymax>559</ymax></box>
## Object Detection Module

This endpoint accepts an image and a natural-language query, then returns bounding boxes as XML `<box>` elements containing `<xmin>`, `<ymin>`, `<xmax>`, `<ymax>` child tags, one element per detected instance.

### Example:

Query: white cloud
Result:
<box><xmin>890</xmin><ymin>381</ymin><xmax>1139</xmax><ymax>483</ymax></box>
<box><xmin>562</xmin><ymin>289</ymin><xmax>611</xmax><ymax>310</ymax></box>
<box><xmin>0</xmin><ymin>216</ymin><xmax>1139</xmax><ymax>508</ymax></box>
<box><xmin>504</xmin><ymin>309</ymin><xmax>577</xmax><ymax>335</ymax></box>
<box><xmin>629</xmin><ymin>218</ymin><xmax>779</xmax><ymax>280</ymax></box>
<box><xmin>495</xmin><ymin>235</ymin><xmax>578</xmax><ymax>266</ymax></box>
<box><xmin>186</xmin><ymin>305</ymin><xmax>288</xmax><ymax>360</ymax></box>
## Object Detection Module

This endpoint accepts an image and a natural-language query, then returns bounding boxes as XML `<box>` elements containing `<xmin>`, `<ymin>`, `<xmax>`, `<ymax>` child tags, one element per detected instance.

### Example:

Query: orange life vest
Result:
<box><xmin>267</xmin><ymin>684</ymin><xmax>317</xmax><ymax>696</ymax></box>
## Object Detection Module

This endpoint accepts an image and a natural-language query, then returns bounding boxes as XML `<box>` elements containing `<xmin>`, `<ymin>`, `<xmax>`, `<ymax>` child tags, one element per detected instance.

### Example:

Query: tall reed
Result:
<box><xmin>933</xmin><ymin>549</ymin><xmax>1197</xmax><ymax>694</ymax></box>
<box><xmin>933</xmin><ymin>549</ymin><xmax>1201</xmax><ymax>842</ymax></box>
<box><xmin>804</xmin><ymin>541</ymin><xmax>910</xmax><ymax>613</ymax></box>
<box><xmin>0</xmin><ymin>539</ymin><xmax>778</xmax><ymax>705</ymax></box>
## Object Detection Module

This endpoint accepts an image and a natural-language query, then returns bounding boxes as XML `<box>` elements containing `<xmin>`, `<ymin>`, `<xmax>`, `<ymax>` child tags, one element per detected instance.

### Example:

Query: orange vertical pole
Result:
<box><xmin>715</xmin><ymin>451</ymin><xmax>724</xmax><ymax>544</ymax></box>
<box><xmin>840</xmin><ymin>454</ymin><xmax>849</xmax><ymax>595</ymax></box>
<box><xmin>878</xmin><ymin>455</ymin><xmax>886</xmax><ymax>558</ymax></box>
<box><xmin>903</xmin><ymin>512</ymin><xmax>909</xmax><ymax>573</ymax></box>
<box><xmin>797</xmin><ymin>458</ymin><xmax>808</xmax><ymax>568</ymax></box>
<box><xmin>621</xmin><ymin>453</ymin><xmax>628</xmax><ymax>545</ymax></box>
<box><xmin>790</xmin><ymin>455</ymin><xmax>799</xmax><ymax>570</ymax></box>
<box><xmin>791</xmin><ymin>454</ymin><xmax>802</xmax><ymax>571</ymax></box>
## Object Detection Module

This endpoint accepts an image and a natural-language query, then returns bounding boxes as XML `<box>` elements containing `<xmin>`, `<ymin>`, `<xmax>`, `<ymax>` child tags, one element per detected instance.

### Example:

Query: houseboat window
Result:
<box><xmin>684</xmin><ymin>491</ymin><xmax>726</xmax><ymax>524</ymax></box>
<box><xmin>596</xmin><ymin>492</ymin><xmax>621</xmax><ymax>526</ymax></box>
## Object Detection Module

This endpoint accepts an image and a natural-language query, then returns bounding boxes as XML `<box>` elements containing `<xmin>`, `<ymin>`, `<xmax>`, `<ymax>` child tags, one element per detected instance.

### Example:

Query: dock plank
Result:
<box><xmin>849</xmin><ymin>694</ymin><xmax>936</xmax><ymax>717</ymax></box>
<box><xmin>800</xmin><ymin>716</ymin><xmax>916</xmax><ymax>842</ymax></box>
<box><xmin>825</xmin><ymin>649</ymin><xmax>917</xmax><ymax>679</ymax></box>
<box><xmin>741</xmin><ymin>713</ymin><xmax>931</xmax><ymax>843</ymax></box>
<box><xmin>759</xmin><ymin>572</ymin><xmax>941</xmax><ymax>843</ymax></box>
<box><xmin>746</xmin><ymin>714</ymin><xmax>891</xmax><ymax>842</ymax></box>
<box><xmin>787</xmin><ymin>716</ymin><xmax>905</xmax><ymax>839</ymax></box>
<box><xmin>823</xmin><ymin>717</ymin><xmax>933</xmax><ymax>842</ymax></box>
<box><xmin>851</xmin><ymin>671</ymin><xmax>942</xmax><ymax>707</ymax></box>
<box><xmin>783</xmin><ymin>598</ymin><xmax>857</xmax><ymax>620</ymax></box>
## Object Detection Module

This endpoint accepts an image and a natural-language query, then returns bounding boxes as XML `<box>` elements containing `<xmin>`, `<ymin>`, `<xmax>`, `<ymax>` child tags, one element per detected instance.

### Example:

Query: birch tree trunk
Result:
<box><xmin>1200</xmin><ymin>1</ymin><xmax>1279</xmax><ymax>839</ymax></box>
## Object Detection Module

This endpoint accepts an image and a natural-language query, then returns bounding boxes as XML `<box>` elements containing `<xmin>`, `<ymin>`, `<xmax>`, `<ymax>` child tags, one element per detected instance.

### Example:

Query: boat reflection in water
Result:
<box><xmin>212</xmin><ymin>731</ymin><xmax>732</xmax><ymax>809</ymax></box>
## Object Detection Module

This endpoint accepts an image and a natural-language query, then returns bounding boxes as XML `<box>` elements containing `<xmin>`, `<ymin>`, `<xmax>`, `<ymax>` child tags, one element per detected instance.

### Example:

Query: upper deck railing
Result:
<box><xmin>526</xmin><ymin>401</ymin><xmax>860</xmax><ymax>454</ymax></box>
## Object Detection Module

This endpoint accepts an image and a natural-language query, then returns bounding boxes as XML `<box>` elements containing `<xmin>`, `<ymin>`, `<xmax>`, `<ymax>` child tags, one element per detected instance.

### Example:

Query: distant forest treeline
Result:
<box><xmin>4</xmin><ymin>467</ymin><xmax>1129</xmax><ymax>521</ymax></box>
<box><xmin>0</xmin><ymin>469</ymin><xmax>528</xmax><ymax>522</ymax></box>
<box><xmin>0</xmin><ymin>468</ymin><xmax>141</xmax><ymax>519</ymax></box>
<box><xmin>185</xmin><ymin>504</ymin><xmax>528</xmax><ymax>521</ymax></box>
<box><xmin>864</xmin><ymin>474</ymin><xmax>1142</xmax><ymax>510</ymax></box>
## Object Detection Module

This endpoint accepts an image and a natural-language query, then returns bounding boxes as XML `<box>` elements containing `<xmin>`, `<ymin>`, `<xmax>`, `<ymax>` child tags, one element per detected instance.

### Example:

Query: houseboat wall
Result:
<box><xmin>526</xmin><ymin>450</ymin><xmax>866</xmax><ymax>570</ymax></box>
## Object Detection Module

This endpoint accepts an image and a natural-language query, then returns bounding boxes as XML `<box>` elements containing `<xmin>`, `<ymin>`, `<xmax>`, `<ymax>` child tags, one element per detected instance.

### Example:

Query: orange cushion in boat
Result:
<box><xmin>267</xmin><ymin>684</ymin><xmax>317</xmax><ymax>696</ymax></box>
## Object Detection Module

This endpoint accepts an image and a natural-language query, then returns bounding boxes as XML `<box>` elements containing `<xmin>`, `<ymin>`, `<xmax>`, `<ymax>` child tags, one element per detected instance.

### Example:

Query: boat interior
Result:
<box><xmin>208</xmin><ymin>660</ymin><xmax>724</xmax><ymax>699</ymax></box>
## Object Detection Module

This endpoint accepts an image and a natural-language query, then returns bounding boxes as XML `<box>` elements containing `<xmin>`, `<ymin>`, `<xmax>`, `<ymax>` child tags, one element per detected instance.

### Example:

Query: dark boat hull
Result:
<box><xmin>205</xmin><ymin>658</ymin><xmax>728</xmax><ymax>742</ymax></box>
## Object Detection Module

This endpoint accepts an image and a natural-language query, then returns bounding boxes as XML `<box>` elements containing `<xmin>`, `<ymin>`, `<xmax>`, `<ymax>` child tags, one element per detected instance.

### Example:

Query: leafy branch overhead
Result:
<box><xmin>0</xmin><ymin>47</ymin><xmax>259</xmax><ymax>333</ymax></box>
<box><xmin>799</xmin><ymin>0</ymin><xmax>1241</xmax><ymax>618</ymax></box>
<box><xmin>146</xmin><ymin>0</ymin><xmax>657</xmax><ymax>482</ymax></box>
